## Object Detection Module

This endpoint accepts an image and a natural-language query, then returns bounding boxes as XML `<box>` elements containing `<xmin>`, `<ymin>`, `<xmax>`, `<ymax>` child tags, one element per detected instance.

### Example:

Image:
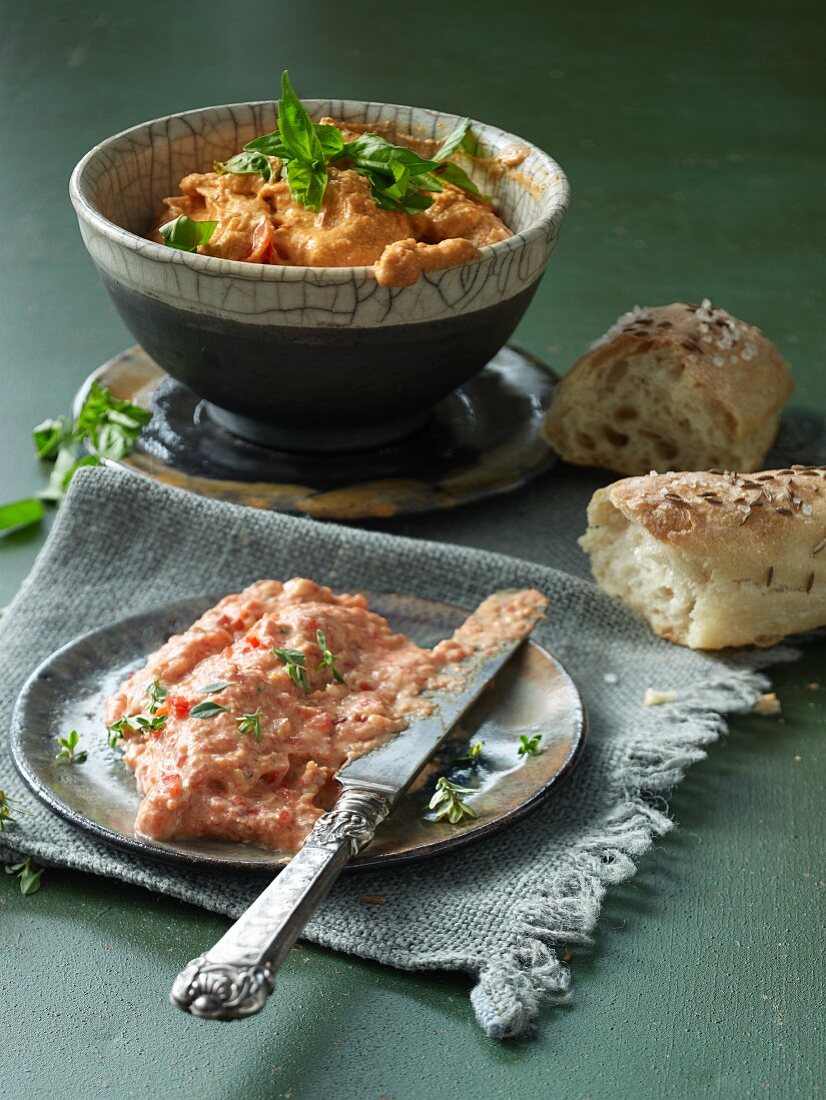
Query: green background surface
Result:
<box><xmin>1</xmin><ymin>2</ymin><xmax>824</xmax><ymax>1097</ymax></box>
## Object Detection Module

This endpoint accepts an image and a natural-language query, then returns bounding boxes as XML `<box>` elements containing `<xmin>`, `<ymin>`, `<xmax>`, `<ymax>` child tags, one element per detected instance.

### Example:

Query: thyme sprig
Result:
<box><xmin>428</xmin><ymin>777</ymin><xmax>478</xmax><ymax>825</ymax></box>
<box><xmin>236</xmin><ymin>709</ymin><xmax>263</xmax><ymax>742</ymax></box>
<box><xmin>145</xmin><ymin>678</ymin><xmax>168</xmax><ymax>713</ymax></box>
<box><xmin>273</xmin><ymin>647</ymin><xmax>310</xmax><ymax>693</ymax></box>
<box><xmin>518</xmin><ymin>734</ymin><xmax>543</xmax><ymax>757</ymax></box>
<box><xmin>0</xmin><ymin>789</ymin><xmax>24</xmax><ymax>831</ymax></box>
<box><xmin>55</xmin><ymin>729</ymin><xmax>87</xmax><ymax>765</ymax></box>
<box><xmin>316</xmin><ymin>629</ymin><xmax>345</xmax><ymax>684</ymax></box>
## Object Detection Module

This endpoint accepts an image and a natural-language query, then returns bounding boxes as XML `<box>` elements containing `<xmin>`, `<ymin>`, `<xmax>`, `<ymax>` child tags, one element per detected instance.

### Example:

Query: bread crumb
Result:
<box><xmin>754</xmin><ymin>692</ymin><xmax>782</xmax><ymax>716</ymax></box>
<box><xmin>794</xmin><ymin>755</ymin><xmax>802</xmax><ymax>763</ymax></box>
<box><xmin>603</xmin><ymin>672</ymin><xmax>619</xmax><ymax>684</ymax></box>
<box><xmin>644</xmin><ymin>688</ymin><xmax>679</xmax><ymax>706</ymax></box>
<box><xmin>358</xmin><ymin>894</ymin><xmax>387</xmax><ymax>905</ymax></box>
<box><xmin>805</xmin><ymin>682</ymin><xmax>820</xmax><ymax>691</ymax></box>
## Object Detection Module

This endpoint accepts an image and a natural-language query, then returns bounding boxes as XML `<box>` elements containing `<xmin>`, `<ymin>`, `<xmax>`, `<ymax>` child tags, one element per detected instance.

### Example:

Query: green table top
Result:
<box><xmin>1</xmin><ymin>2</ymin><xmax>824</xmax><ymax>1097</ymax></box>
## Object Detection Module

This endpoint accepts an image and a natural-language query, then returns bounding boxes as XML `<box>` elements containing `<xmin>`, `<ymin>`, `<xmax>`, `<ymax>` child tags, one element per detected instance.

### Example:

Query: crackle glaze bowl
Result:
<box><xmin>70</xmin><ymin>99</ymin><xmax>569</xmax><ymax>453</ymax></box>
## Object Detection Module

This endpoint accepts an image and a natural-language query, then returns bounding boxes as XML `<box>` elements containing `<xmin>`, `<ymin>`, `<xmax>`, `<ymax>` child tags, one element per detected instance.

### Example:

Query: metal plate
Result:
<box><xmin>9</xmin><ymin>592</ymin><xmax>586</xmax><ymax>874</ymax></box>
<box><xmin>72</xmin><ymin>344</ymin><xmax>558</xmax><ymax>520</ymax></box>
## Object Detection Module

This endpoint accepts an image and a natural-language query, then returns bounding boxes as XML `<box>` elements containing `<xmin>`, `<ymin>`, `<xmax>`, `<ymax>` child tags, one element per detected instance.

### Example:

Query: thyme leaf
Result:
<box><xmin>55</xmin><ymin>728</ymin><xmax>87</xmax><ymax>764</ymax></box>
<box><xmin>454</xmin><ymin>740</ymin><xmax>483</xmax><ymax>766</ymax></box>
<box><xmin>189</xmin><ymin>700</ymin><xmax>229</xmax><ymax>719</ymax></box>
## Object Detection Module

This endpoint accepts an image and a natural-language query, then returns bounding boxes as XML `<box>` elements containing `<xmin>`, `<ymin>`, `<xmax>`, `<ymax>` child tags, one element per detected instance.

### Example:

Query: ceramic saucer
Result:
<box><xmin>73</xmin><ymin>344</ymin><xmax>557</xmax><ymax>520</ymax></box>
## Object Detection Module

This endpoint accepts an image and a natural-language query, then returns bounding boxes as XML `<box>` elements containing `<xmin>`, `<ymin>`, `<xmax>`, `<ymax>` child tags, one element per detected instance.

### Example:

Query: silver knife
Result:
<box><xmin>169</xmin><ymin>628</ymin><xmax>533</xmax><ymax>1020</ymax></box>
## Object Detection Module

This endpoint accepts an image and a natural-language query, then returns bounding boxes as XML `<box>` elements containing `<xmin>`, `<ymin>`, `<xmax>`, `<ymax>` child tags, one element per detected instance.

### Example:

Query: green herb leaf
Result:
<box><xmin>5</xmin><ymin>857</ymin><xmax>44</xmax><ymax>896</ymax></box>
<box><xmin>454</xmin><ymin>740</ymin><xmax>483</xmax><ymax>766</ymax></box>
<box><xmin>243</xmin><ymin>129</ymin><xmax>289</xmax><ymax>158</ymax></box>
<box><xmin>316</xmin><ymin>629</ymin><xmax>345</xmax><ymax>684</ymax></box>
<box><xmin>217</xmin><ymin>150</ymin><xmax>274</xmax><ymax>183</ymax></box>
<box><xmin>517</xmin><ymin>733</ymin><xmax>543</xmax><ymax>757</ymax></box>
<box><xmin>273</xmin><ymin>646</ymin><xmax>310</xmax><ymax>693</ymax></box>
<box><xmin>435</xmin><ymin>160</ymin><xmax>483</xmax><ymax>198</ymax></box>
<box><xmin>158</xmin><ymin>214</ymin><xmax>218</xmax><ymax>253</ymax></box>
<box><xmin>106</xmin><ymin>717</ymin><xmax>136</xmax><ymax>748</ymax></box>
<box><xmin>0</xmin><ymin>789</ymin><xmax>24</xmax><ymax>831</ymax></box>
<box><xmin>189</xmin><ymin>700</ymin><xmax>229</xmax><ymax>719</ymax></box>
<box><xmin>0</xmin><ymin>498</ymin><xmax>44</xmax><ymax>535</ymax></box>
<box><xmin>236</xmin><ymin>709</ymin><xmax>263</xmax><ymax>742</ymax></box>
<box><xmin>199</xmin><ymin>681</ymin><xmax>236</xmax><ymax>694</ymax></box>
<box><xmin>285</xmin><ymin>158</ymin><xmax>327</xmax><ymax>213</ymax></box>
<box><xmin>38</xmin><ymin>445</ymin><xmax>86</xmax><ymax>503</ymax></box>
<box><xmin>56</xmin><ymin>728</ymin><xmax>87</xmax><ymax>764</ymax></box>
<box><xmin>145</xmin><ymin>678</ymin><xmax>169</xmax><ymax>713</ymax></box>
<box><xmin>314</xmin><ymin>124</ymin><xmax>346</xmax><ymax>160</ymax></box>
<box><xmin>278</xmin><ymin>70</ymin><xmax>326</xmax><ymax>166</ymax></box>
<box><xmin>73</xmin><ymin>382</ymin><xmax>152</xmax><ymax>461</ymax></box>
<box><xmin>434</xmin><ymin>118</ymin><xmax>472</xmax><ymax>161</ymax></box>
<box><xmin>427</xmin><ymin>776</ymin><xmax>478</xmax><ymax>824</ymax></box>
<box><xmin>33</xmin><ymin>416</ymin><xmax>71</xmax><ymax>459</ymax></box>
<box><xmin>134</xmin><ymin>713</ymin><xmax>167</xmax><ymax>733</ymax></box>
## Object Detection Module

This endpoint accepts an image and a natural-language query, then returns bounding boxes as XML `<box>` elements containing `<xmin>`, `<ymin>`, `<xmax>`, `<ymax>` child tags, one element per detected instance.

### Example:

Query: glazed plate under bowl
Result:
<box><xmin>70</xmin><ymin>99</ymin><xmax>569</xmax><ymax>452</ymax></box>
<box><xmin>10</xmin><ymin>592</ymin><xmax>586</xmax><ymax>874</ymax></box>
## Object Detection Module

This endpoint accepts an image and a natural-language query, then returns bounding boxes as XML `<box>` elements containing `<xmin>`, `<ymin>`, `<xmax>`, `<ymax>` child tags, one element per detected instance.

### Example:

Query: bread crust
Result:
<box><xmin>545</xmin><ymin>301</ymin><xmax>793</xmax><ymax>475</ymax></box>
<box><xmin>580</xmin><ymin>466</ymin><xmax>826</xmax><ymax>648</ymax></box>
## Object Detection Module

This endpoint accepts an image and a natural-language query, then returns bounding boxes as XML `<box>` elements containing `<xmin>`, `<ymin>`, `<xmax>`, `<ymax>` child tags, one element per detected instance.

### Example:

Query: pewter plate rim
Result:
<box><xmin>9</xmin><ymin>592</ymin><xmax>586</xmax><ymax>875</ymax></box>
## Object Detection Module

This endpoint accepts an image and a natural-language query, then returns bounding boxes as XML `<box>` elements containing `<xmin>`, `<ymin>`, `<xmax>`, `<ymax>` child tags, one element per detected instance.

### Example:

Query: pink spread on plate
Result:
<box><xmin>103</xmin><ymin>578</ymin><xmax>547</xmax><ymax>852</ymax></box>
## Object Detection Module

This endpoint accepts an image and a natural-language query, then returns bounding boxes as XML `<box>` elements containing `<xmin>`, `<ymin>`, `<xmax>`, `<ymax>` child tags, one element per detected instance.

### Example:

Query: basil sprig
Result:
<box><xmin>158</xmin><ymin>214</ymin><xmax>217</xmax><ymax>253</ymax></box>
<box><xmin>1</xmin><ymin>383</ymin><xmax>151</xmax><ymax>535</ymax></box>
<box><xmin>220</xmin><ymin>71</ymin><xmax>482</xmax><ymax>215</ymax></box>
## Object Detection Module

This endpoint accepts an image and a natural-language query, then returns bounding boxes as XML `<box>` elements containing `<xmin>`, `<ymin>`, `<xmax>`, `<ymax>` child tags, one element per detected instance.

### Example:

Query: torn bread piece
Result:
<box><xmin>544</xmin><ymin>301</ymin><xmax>793</xmax><ymax>475</ymax></box>
<box><xmin>580</xmin><ymin>466</ymin><xmax>826</xmax><ymax>649</ymax></box>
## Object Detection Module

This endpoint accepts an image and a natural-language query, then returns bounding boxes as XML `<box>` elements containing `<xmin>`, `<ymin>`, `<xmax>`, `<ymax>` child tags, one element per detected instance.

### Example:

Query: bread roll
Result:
<box><xmin>544</xmin><ymin>301</ymin><xmax>793</xmax><ymax>475</ymax></box>
<box><xmin>580</xmin><ymin>466</ymin><xmax>826</xmax><ymax>648</ymax></box>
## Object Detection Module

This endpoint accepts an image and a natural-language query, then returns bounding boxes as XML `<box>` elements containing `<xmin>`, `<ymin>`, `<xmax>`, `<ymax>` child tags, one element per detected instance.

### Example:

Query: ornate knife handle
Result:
<box><xmin>169</xmin><ymin>785</ymin><xmax>391</xmax><ymax>1020</ymax></box>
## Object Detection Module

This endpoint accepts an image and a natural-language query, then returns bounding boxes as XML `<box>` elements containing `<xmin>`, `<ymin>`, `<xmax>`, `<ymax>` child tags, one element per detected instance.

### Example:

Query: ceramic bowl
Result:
<box><xmin>70</xmin><ymin>100</ymin><xmax>569</xmax><ymax>453</ymax></box>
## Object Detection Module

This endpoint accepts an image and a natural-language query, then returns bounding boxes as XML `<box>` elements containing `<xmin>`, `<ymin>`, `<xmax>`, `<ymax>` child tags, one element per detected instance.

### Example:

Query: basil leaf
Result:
<box><xmin>415</xmin><ymin>171</ymin><xmax>445</xmax><ymax>194</ymax></box>
<box><xmin>39</xmin><ymin>442</ymin><xmax>103</xmax><ymax>502</ymax></box>
<box><xmin>244</xmin><ymin>129</ymin><xmax>289</xmax><ymax>158</ymax></box>
<box><xmin>33</xmin><ymin>416</ymin><xmax>70</xmax><ymax>459</ymax></box>
<box><xmin>158</xmin><ymin>215</ymin><xmax>218</xmax><ymax>253</ymax></box>
<box><xmin>285</xmin><ymin>159</ymin><xmax>327</xmax><ymax>213</ymax></box>
<box><xmin>278</xmin><ymin>70</ymin><xmax>325</xmax><ymax>167</ymax></box>
<box><xmin>219</xmin><ymin>151</ymin><xmax>273</xmax><ymax>182</ymax></box>
<box><xmin>315</xmin><ymin>124</ymin><xmax>345</xmax><ymax>159</ymax></box>
<box><xmin>189</xmin><ymin>700</ymin><xmax>229</xmax><ymax>719</ymax></box>
<box><xmin>435</xmin><ymin>161</ymin><xmax>484</xmax><ymax>199</ymax></box>
<box><xmin>74</xmin><ymin>382</ymin><xmax>151</xmax><ymax>459</ymax></box>
<box><xmin>345</xmin><ymin>134</ymin><xmax>439</xmax><ymax>176</ymax></box>
<box><xmin>0</xmin><ymin>497</ymin><xmax>44</xmax><ymax>534</ymax></box>
<box><xmin>434</xmin><ymin>118</ymin><xmax>472</xmax><ymax>162</ymax></box>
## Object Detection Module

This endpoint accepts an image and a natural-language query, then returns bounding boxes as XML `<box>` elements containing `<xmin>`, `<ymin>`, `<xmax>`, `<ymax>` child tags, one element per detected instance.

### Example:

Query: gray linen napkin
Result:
<box><xmin>0</xmin><ymin>465</ymin><xmax>788</xmax><ymax>1037</ymax></box>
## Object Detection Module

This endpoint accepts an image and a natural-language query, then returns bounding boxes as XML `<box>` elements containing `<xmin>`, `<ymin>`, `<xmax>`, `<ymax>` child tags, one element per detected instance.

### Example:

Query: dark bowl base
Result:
<box><xmin>206</xmin><ymin>401</ymin><xmax>431</xmax><ymax>454</ymax></box>
<box><xmin>73</xmin><ymin>344</ymin><xmax>559</xmax><ymax>520</ymax></box>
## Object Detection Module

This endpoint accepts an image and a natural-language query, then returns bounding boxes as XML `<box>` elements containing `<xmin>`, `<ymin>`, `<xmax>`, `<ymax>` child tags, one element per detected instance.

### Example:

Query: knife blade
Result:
<box><xmin>336</xmin><ymin>633</ymin><xmax>530</xmax><ymax>801</ymax></box>
<box><xmin>170</xmin><ymin>617</ymin><xmax>537</xmax><ymax>1020</ymax></box>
